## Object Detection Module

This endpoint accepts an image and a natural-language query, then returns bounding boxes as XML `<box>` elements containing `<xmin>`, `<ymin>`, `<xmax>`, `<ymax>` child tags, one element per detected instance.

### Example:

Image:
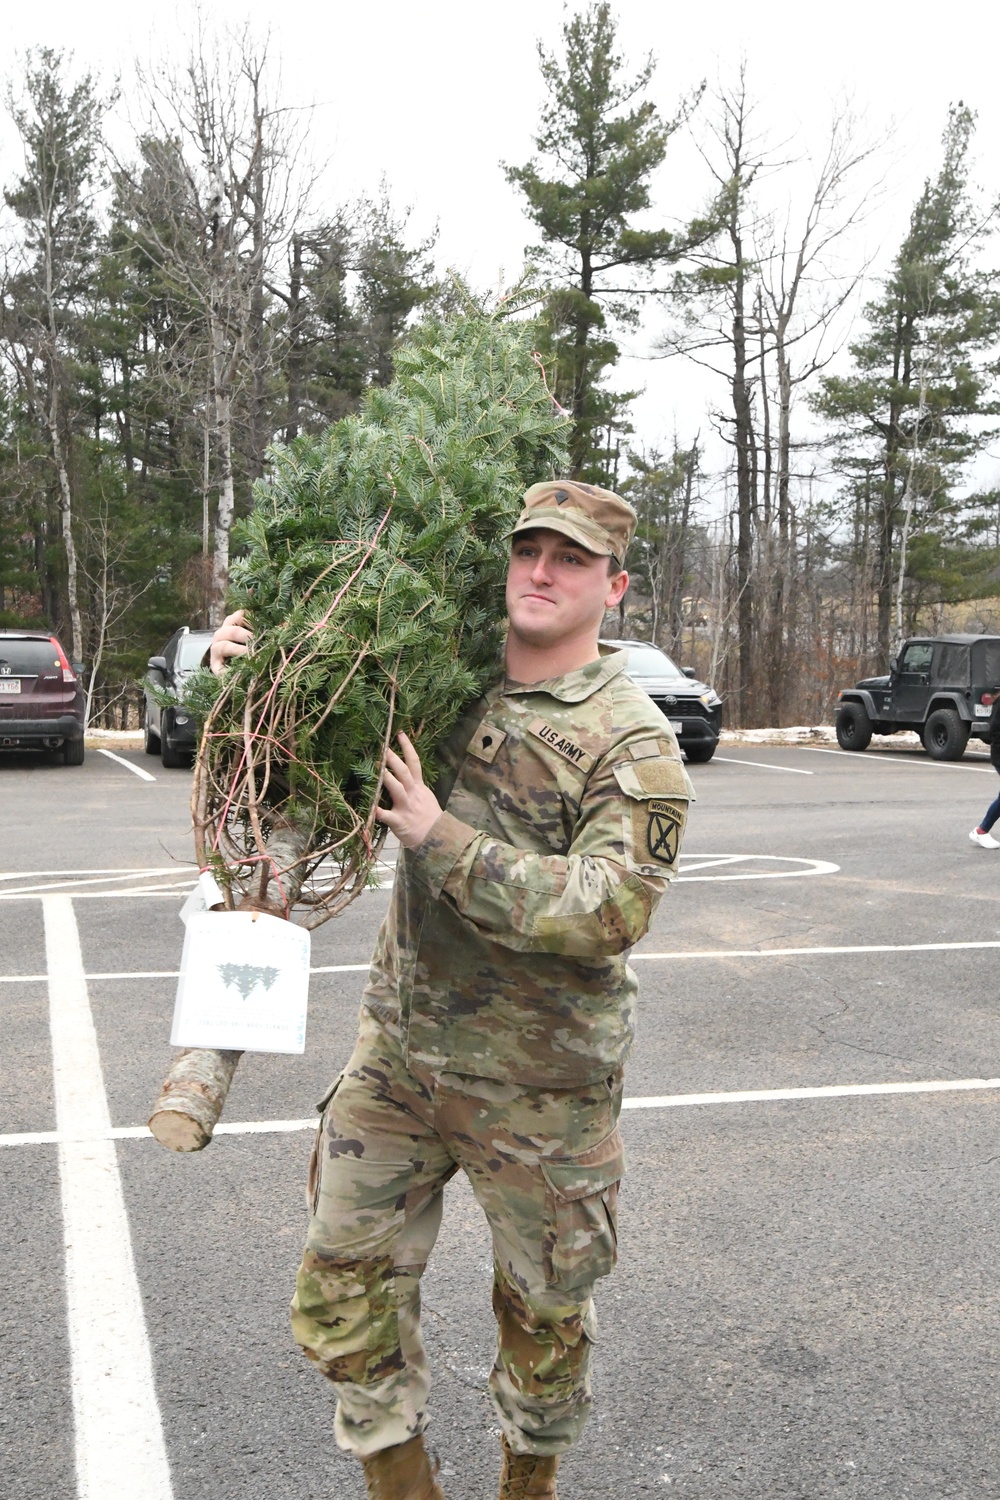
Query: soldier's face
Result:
<box><xmin>505</xmin><ymin>529</ymin><xmax>628</xmax><ymax>649</ymax></box>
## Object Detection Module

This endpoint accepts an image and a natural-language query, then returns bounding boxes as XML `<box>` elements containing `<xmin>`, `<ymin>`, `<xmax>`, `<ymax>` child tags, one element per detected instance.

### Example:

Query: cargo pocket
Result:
<box><xmin>307</xmin><ymin>1072</ymin><xmax>344</xmax><ymax>1214</ymax></box>
<box><xmin>541</xmin><ymin>1125</ymin><xmax>625</xmax><ymax>1293</ymax></box>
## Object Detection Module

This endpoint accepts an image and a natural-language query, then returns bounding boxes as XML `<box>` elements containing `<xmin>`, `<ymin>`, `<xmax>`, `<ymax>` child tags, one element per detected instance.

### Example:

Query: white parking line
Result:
<box><xmin>97</xmin><ymin>748</ymin><xmax>156</xmax><ymax>782</ymax></box>
<box><xmin>676</xmin><ymin>854</ymin><xmax>839</xmax><ymax>882</ymax></box>
<box><xmin>804</xmin><ymin>746</ymin><xmax>995</xmax><ymax>775</ymax></box>
<box><xmin>0</xmin><ymin>869</ymin><xmax>183</xmax><ymax>897</ymax></box>
<box><xmin>5</xmin><ymin>1072</ymin><xmax>1000</xmax><ymax>1151</ymax></box>
<box><xmin>0</xmin><ymin>962</ymin><xmax>372</xmax><ymax>984</ymax></box>
<box><xmin>714</xmin><ymin>756</ymin><xmax>814</xmax><ymax>775</ymax></box>
<box><xmin>0</xmin><ymin>884</ymin><xmax>193</xmax><ymax>902</ymax></box>
<box><xmin>7</xmin><ymin>937</ymin><xmax>1000</xmax><ymax>988</ymax></box>
<box><xmin>43</xmin><ymin>896</ymin><xmax>173</xmax><ymax>1500</ymax></box>
<box><xmin>632</xmin><ymin>938</ymin><xmax>1000</xmax><ymax>960</ymax></box>
<box><xmin>0</xmin><ymin>867</ymin><xmax>180</xmax><ymax>882</ymax></box>
<box><xmin>619</xmin><ymin>1077</ymin><xmax>1000</xmax><ymax>1108</ymax></box>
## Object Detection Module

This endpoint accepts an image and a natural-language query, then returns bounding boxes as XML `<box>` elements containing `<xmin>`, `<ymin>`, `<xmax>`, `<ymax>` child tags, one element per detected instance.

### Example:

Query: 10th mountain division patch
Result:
<box><xmin>644</xmin><ymin>798</ymin><xmax>684</xmax><ymax>866</ymax></box>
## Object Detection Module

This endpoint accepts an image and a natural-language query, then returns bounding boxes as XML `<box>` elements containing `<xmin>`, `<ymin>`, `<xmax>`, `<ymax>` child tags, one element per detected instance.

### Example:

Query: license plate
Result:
<box><xmin>975</xmin><ymin>704</ymin><xmax>991</xmax><ymax>717</ymax></box>
<box><xmin>0</xmin><ymin>679</ymin><xmax>21</xmax><ymax>694</ymax></box>
<box><xmin>669</xmin><ymin>718</ymin><xmax>683</xmax><ymax>730</ymax></box>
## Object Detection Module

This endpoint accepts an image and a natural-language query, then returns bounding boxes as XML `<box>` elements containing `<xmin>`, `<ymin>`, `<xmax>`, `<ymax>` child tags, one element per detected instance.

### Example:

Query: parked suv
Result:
<box><xmin>836</xmin><ymin>634</ymin><xmax>1000</xmax><ymax>760</ymax></box>
<box><xmin>144</xmin><ymin>626</ymin><xmax>214</xmax><ymax>768</ymax></box>
<box><xmin>603</xmin><ymin>638</ymin><xmax>723</xmax><ymax>762</ymax></box>
<box><xmin>0</xmin><ymin>629</ymin><xmax>86</xmax><ymax>764</ymax></box>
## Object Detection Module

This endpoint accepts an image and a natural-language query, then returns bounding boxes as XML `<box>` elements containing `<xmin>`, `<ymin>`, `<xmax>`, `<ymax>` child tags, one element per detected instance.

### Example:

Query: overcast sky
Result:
<box><xmin>4</xmin><ymin>0</ymin><xmax>998</xmax><ymax>496</ymax></box>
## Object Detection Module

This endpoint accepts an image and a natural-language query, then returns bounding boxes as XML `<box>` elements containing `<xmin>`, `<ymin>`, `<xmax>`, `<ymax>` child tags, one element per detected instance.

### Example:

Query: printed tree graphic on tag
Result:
<box><xmin>217</xmin><ymin>963</ymin><xmax>281</xmax><ymax>1000</ymax></box>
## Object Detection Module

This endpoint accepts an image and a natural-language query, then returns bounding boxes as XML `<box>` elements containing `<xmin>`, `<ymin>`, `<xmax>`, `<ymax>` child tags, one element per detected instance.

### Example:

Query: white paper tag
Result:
<box><xmin>170</xmin><ymin>911</ymin><xmax>311</xmax><ymax>1054</ymax></box>
<box><xmin>199</xmin><ymin>869</ymin><xmax>226</xmax><ymax>908</ymax></box>
<box><xmin>179</xmin><ymin>885</ymin><xmax>206</xmax><ymax>927</ymax></box>
<box><xmin>180</xmin><ymin>871</ymin><xmax>228</xmax><ymax>927</ymax></box>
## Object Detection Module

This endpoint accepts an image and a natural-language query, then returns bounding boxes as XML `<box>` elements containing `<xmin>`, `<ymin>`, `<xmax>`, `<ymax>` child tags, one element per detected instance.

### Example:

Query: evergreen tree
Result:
<box><xmin>354</xmin><ymin>188</ymin><xmax>439</xmax><ymax>388</ymax></box>
<box><xmin>2</xmin><ymin>47</ymin><xmax>107</xmax><ymax>659</ymax></box>
<box><xmin>186</xmin><ymin>300</ymin><xmax>568</xmax><ymax>926</ymax></box>
<box><xmin>817</xmin><ymin>105</ymin><xmax>1000</xmax><ymax>658</ymax></box>
<box><xmin>505</xmin><ymin>2</ymin><xmax>703</xmax><ymax>482</ymax></box>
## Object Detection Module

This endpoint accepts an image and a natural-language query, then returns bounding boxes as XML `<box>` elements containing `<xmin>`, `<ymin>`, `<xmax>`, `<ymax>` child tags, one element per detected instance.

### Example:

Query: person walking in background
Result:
<box><xmin>969</xmin><ymin>689</ymin><xmax>1000</xmax><ymax>848</ymax></box>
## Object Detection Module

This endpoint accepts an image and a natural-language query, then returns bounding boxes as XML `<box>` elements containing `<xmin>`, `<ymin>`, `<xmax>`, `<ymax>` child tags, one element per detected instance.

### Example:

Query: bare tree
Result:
<box><xmin>79</xmin><ymin>494</ymin><xmax>153</xmax><ymax>725</ymax></box>
<box><xmin>754</xmin><ymin>110</ymin><xmax>882</xmax><ymax>719</ymax></box>
<box><xmin>116</xmin><ymin>28</ymin><xmax>304</xmax><ymax>623</ymax></box>
<box><xmin>660</xmin><ymin>71</ymin><xmax>880</xmax><ymax>723</ymax></box>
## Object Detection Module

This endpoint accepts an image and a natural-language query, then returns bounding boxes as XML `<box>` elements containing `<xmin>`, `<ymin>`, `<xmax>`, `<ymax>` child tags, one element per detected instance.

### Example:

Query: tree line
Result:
<box><xmin>0</xmin><ymin>7</ymin><xmax>997</xmax><ymax>728</ymax></box>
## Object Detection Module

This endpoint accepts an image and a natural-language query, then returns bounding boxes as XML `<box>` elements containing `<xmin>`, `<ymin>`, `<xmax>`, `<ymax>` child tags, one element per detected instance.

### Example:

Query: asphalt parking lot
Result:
<box><xmin>3</xmin><ymin>738</ymin><xmax>1000</xmax><ymax>1499</ymax></box>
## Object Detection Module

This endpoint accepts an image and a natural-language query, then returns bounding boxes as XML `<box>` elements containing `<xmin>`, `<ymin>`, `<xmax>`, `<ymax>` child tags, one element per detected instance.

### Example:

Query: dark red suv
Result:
<box><xmin>0</xmin><ymin>630</ymin><xmax>86</xmax><ymax>764</ymax></box>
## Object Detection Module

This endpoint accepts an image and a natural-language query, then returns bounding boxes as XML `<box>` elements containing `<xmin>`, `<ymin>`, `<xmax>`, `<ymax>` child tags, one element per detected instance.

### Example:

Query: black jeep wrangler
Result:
<box><xmin>836</xmin><ymin>634</ymin><xmax>1000</xmax><ymax>760</ymax></box>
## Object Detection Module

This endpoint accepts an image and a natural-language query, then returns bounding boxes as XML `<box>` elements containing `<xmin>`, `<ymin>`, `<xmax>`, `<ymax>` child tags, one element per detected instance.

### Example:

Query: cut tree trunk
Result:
<box><xmin>147</xmin><ymin>1046</ymin><xmax>242</xmax><ymax>1152</ymax></box>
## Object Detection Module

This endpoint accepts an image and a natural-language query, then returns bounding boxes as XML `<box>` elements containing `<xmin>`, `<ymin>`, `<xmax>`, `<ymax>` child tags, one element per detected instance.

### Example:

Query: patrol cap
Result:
<box><xmin>509</xmin><ymin>480</ymin><xmax>637</xmax><ymax>566</ymax></box>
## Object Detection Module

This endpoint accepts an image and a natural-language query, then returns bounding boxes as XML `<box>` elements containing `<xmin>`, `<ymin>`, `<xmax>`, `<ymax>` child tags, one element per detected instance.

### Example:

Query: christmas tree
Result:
<box><xmin>150</xmin><ymin>298</ymin><xmax>569</xmax><ymax>1149</ymax></box>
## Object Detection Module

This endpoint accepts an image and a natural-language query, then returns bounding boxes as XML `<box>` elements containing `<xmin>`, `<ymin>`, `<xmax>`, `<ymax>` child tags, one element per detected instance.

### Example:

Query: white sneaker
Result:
<box><xmin>969</xmin><ymin>828</ymin><xmax>1000</xmax><ymax>848</ymax></box>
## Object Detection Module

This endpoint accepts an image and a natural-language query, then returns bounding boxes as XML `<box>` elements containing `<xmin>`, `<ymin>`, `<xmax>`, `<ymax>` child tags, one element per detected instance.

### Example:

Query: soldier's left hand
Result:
<box><xmin>375</xmin><ymin>732</ymin><xmax>443</xmax><ymax>848</ymax></box>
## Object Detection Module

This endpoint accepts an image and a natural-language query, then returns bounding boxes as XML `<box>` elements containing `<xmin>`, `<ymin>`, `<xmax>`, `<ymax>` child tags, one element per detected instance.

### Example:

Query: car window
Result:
<box><xmin>935</xmin><ymin>643</ymin><xmax>968</xmax><ymax>686</ymax></box>
<box><xmin>177</xmin><ymin>634</ymin><xmax>212</xmax><ymax>670</ymax></box>
<box><xmin>0</xmin><ymin>639</ymin><xmax>60</xmax><ymax>675</ymax></box>
<box><xmin>625</xmin><ymin>645</ymin><xmax>683</xmax><ymax>676</ymax></box>
<box><xmin>163</xmin><ymin>632</ymin><xmax>181</xmax><ymax>670</ymax></box>
<box><xmin>899</xmin><ymin>643</ymin><xmax>933</xmax><ymax>673</ymax></box>
<box><xmin>972</xmin><ymin>639</ymin><xmax>1000</xmax><ymax>691</ymax></box>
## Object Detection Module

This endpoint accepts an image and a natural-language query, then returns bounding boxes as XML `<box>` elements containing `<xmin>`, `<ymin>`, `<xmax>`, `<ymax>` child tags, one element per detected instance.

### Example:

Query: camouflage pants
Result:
<box><xmin>291</xmin><ymin>1008</ymin><xmax>625</xmax><ymax>1459</ymax></box>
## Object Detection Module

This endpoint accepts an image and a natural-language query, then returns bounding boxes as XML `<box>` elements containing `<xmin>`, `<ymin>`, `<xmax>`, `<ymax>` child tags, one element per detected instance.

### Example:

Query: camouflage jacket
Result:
<box><xmin>361</xmin><ymin>649</ymin><xmax>693</xmax><ymax>1086</ymax></box>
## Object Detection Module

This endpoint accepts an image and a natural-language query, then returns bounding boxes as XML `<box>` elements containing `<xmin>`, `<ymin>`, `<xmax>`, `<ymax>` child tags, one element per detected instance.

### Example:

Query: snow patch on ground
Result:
<box><xmin>85</xmin><ymin>729</ymin><xmax>144</xmax><ymax>745</ymax></box>
<box><xmin>722</xmin><ymin>725</ymin><xmax>924</xmax><ymax>748</ymax></box>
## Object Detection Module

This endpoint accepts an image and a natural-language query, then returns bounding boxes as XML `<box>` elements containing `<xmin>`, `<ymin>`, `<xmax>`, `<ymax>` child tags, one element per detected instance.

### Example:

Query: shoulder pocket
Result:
<box><xmin>612</xmin><ymin>756</ymin><xmax>693</xmax><ymax>801</ymax></box>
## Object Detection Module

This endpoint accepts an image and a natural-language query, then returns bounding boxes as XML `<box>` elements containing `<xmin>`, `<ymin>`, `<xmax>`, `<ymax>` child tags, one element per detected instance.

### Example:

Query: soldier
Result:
<box><xmin>210</xmin><ymin>481</ymin><xmax>693</xmax><ymax>1500</ymax></box>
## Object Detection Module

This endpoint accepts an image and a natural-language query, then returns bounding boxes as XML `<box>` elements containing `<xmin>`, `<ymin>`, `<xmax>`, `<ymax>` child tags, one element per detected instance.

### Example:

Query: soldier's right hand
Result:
<box><xmin>209</xmin><ymin>609</ymin><xmax>253</xmax><ymax>677</ymax></box>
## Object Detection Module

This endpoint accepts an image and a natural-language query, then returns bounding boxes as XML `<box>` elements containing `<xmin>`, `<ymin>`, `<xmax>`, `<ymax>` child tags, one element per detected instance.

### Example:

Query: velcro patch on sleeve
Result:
<box><xmin>465</xmin><ymin>721</ymin><xmax>507</xmax><ymax>764</ymax></box>
<box><xmin>628</xmin><ymin>737</ymin><xmax>668</xmax><ymax>761</ymax></box>
<box><xmin>527</xmin><ymin>718</ymin><xmax>596</xmax><ymax>774</ymax></box>
<box><xmin>612</xmin><ymin>756</ymin><xmax>690</xmax><ymax>800</ymax></box>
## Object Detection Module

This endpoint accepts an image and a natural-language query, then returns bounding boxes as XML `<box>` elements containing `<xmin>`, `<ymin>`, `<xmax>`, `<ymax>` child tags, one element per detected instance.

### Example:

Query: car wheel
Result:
<box><xmin>63</xmin><ymin>737</ymin><xmax>85</xmax><ymax>766</ymax></box>
<box><xmin>924</xmin><ymin>708</ymin><xmax>970</xmax><ymax>761</ymax></box>
<box><xmin>835</xmin><ymin>702</ymin><xmax>873</xmax><ymax>751</ymax></box>
<box><xmin>144</xmin><ymin>709</ymin><xmax>161</xmax><ymax>755</ymax></box>
<box><xmin>685</xmin><ymin>743</ymin><xmax>717</xmax><ymax>763</ymax></box>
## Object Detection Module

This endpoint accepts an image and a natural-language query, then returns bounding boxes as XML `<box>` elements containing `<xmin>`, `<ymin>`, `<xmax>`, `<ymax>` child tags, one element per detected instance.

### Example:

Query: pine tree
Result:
<box><xmin>504</xmin><ymin>2</ymin><xmax>702</xmax><ymax>482</ymax></box>
<box><xmin>188</xmin><ymin>298</ymin><xmax>568</xmax><ymax>925</ymax></box>
<box><xmin>817</xmin><ymin>106</ymin><xmax>1000</xmax><ymax>658</ymax></box>
<box><xmin>3</xmin><ymin>47</ymin><xmax>106</xmax><ymax>660</ymax></box>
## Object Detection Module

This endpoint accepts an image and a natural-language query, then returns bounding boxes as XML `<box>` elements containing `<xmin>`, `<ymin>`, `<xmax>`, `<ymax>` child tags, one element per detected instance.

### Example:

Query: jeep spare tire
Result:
<box><xmin>923</xmin><ymin>707</ymin><xmax>970</xmax><ymax>761</ymax></box>
<box><xmin>836</xmin><ymin>702</ymin><xmax>873</xmax><ymax>751</ymax></box>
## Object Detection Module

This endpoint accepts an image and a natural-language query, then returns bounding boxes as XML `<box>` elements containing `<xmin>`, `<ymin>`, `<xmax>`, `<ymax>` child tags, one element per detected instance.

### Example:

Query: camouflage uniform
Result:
<box><xmin>292</xmin><ymin>646</ymin><xmax>692</xmax><ymax>1457</ymax></box>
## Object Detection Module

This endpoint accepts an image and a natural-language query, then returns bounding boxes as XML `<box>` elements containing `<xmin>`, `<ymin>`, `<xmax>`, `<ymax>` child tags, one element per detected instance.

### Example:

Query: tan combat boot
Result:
<box><xmin>360</xmin><ymin>1433</ymin><xmax>446</xmax><ymax>1500</ymax></box>
<box><xmin>498</xmin><ymin>1435</ymin><xmax>560</xmax><ymax>1498</ymax></box>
